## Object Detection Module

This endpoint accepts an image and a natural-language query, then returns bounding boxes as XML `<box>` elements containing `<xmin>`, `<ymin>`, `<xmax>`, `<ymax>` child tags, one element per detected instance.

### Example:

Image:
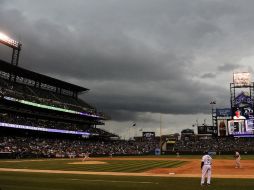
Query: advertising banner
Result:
<box><xmin>216</xmin><ymin>108</ymin><xmax>232</xmax><ymax>117</ymax></box>
<box><xmin>143</xmin><ymin>132</ymin><xmax>155</xmax><ymax>141</ymax></box>
<box><xmin>217</xmin><ymin>120</ymin><xmax>228</xmax><ymax>136</ymax></box>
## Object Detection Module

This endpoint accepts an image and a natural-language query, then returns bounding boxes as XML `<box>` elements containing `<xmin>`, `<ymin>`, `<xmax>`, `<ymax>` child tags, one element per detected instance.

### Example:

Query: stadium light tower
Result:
<box><xmin>210</xmin><ymin>100</ymin><xmax>216</xmax><ymax>127</ymax></box>
<box><xmin>0</xmin><ymin>32</ymin><xmax>22</xmax><ymax>66</ymax></box>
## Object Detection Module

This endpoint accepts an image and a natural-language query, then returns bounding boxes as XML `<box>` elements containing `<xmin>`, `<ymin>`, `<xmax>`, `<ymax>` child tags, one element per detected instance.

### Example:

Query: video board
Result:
<box><xmin>228</xmin><ymin>120</ymin><xmax>246</xmax><ymax>135</ymax></box>
<box><xmin>227</xmin><ymin>117</ymin><xmax>254</xmax><ymax>137</ymax></box>
<box><xmin>198</xmin><ymin>125</ymin><xmax>206</xmax><ymax>134</ymax></box>
<box><xmin>229</xmin><ymin>105</ymin><xmax>254</xmax><ymax>136</ymax></box>
<box><xmin>246</xmin><ymin>118</ymin><xmax>254</xmax><ymax>133</ymax></box>
<box><xmin>142</xmin><ymin>132</ymin><xmax>155</xmax><ymax>141</ymax></box>
<box><xmin>197</xmin><ymin>125</ymin><xmax>215</xmax><ymax>135</ymax></box>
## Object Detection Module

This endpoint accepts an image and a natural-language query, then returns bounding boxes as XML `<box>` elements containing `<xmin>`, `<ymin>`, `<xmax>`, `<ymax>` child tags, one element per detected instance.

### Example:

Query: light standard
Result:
<box><xmin>0</xmin><ymin>32</ymin><xmax>22</xmax><ymax>66</ymax></box>
<box><xmin>210</xmin><ymin>100</ymin><xmax>216</xmax><ymax>127</ymax></box>
<box><xmin>129</xmin><ymin>122</ymin><xmax>136</xmax><ymax>140</ymax></box>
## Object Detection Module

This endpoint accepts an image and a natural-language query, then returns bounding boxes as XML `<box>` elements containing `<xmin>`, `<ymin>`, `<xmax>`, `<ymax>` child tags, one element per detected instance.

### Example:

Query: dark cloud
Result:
<box><xmin>217</xmin><ymin>63</ymin><xmax>241</xmax><ymax>72</ymax></box>
<box><xmin>1</xmin><ymin>0</ymin><xmax>254</xmax><ymax>131</ymax></box>
<box><xmin>83</xmin><ymin>81</ymin><xmax>228</xmax><ymax>121</ymax></box>
<box><xmin>201</xmin><ymin>73</ymin><xmax>216</xmax><ymax>79</ymax></box>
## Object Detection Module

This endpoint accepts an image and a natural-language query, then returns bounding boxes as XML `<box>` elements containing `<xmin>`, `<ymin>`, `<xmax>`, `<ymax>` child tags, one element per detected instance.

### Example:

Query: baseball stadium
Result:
<box><xmin>1</xmin><ymin>33</ymin><xmax>254</xmax><ymax>190</ymax></box>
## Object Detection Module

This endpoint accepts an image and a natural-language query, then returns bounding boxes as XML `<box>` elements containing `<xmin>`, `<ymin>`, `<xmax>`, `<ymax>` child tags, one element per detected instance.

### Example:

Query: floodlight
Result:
<box><xmin>0</xmin><ymin>33</ymin><xmax>9</xmax><ymax>41</ymax></box>
<box><xmin>0</xmin><ymin>31</ymin><xmax>22</xmax><ymax>66</ymax></box>
<box><xmin>0</xmin><ymin>32</ymin><xmax>20</xmax><ymax>49</ymax></box>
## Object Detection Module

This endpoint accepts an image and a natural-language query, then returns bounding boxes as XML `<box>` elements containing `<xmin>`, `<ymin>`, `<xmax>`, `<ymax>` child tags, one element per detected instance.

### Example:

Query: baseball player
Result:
<box><xmin>82</xmin><ymin>152</ymin><xmax>90</xmax><ymax>162</ymax></box>
<box><xmin>201</xmin><ymin>152</ymin><xmax>212</xmax><ymax>186</ymax></box>
<box><xmin>235</xmin><ymin>151</ymin><xmax>241</xmax><ymax>168</ymax></box>
<box><xmin>109</xmin><ymin>152</ymin><xmax>113</xmax><ymax>159</ymax></box>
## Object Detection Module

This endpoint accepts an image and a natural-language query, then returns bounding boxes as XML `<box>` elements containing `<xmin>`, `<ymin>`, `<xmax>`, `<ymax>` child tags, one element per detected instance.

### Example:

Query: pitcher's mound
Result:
<box><xmin>68</xmin><ymin>161</ymin><xmax>107</xmax><ymax>165</ymax></box>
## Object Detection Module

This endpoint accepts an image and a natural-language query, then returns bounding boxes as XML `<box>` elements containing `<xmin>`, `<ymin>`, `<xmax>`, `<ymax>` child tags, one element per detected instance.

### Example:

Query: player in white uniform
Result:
<box><xmin>82</xmin><ymin>152</ymin><xmax>90</xmax><ymax>162</ymax></box>
<box><xmin>201</xmin><ymin>152</ymin><xmax>212</xmax><ymax>186</ymax></box>
<box><xmin>235</xmin><ymin>151</ymin><xmax>241</xmax><ymax>168</ymax></box>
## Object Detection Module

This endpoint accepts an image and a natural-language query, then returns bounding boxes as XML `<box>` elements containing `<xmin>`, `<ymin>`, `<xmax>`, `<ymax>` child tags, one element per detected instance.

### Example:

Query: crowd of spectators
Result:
<box><xmin>1</xmin><ymin>76</ymin><xmax>109</xmax><ymax>135</ymax></box>
<box><xmin>0</xmin><ymin>77</ymin><xmax>99</xmax><ymax>117</ymax></box>
<box><xmin>174</xmin><ymin>137</ymin><xmax>254</xmax><ymax>153</ymax></box>
<box><xmin>0</xmin><ymin>113</ymin><xmax>115</xmax><ymax>138</ymax></box>
<box><xmin>1</xmin><ymin>113</ymin><xmax>85</xmax><ymax>131</ymax></box>
<box><xmin>0</xmin><ymin>136</ymin><xmax>158</xmax><ymax>158</ymax></box>
<box><xmin>2</xmin><ymin>134</ymin><xmax>254</xmax><ymax>158</ymax></box>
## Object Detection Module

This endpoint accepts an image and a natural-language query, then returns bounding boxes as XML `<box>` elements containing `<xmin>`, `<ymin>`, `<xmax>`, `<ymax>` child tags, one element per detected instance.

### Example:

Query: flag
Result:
<box><xmin>210</xmin><ymin>101</ymin><xmax>216</xmax><ymax>104</ymax></box>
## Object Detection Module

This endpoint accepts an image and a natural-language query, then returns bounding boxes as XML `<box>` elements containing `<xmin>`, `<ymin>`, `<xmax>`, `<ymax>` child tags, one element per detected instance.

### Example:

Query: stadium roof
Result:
<box><xmin>0</xmin><ymin>59</ymin><xmax>89</xmax><ymax>92</ymax></box>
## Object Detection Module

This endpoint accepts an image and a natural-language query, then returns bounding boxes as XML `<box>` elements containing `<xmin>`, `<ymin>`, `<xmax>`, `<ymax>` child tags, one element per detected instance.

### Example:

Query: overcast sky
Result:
<box><xmin>1</xmin><ymin>0</ymin><xmax>254</xmax><ymax>139</ymax></box>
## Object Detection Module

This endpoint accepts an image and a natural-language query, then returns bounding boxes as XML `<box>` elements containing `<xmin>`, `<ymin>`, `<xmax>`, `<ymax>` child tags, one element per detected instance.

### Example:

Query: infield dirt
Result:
<box><xmin>145</xmin><ymin>158</ymin><xmax>254</xmax><ymax>178</ymax></box>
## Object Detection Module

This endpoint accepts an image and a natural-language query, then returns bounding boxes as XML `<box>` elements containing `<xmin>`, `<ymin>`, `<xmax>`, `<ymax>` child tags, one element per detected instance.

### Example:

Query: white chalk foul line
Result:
<box><xmin>69</xmin><ymin>178</ymin><xmax>157</xmax><ymax>184</ymax></box>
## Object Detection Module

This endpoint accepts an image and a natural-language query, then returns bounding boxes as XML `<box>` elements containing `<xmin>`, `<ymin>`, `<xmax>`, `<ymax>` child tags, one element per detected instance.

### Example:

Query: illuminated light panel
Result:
<box><xmin>0</xmin><ymin>33</ymin><xmax>9</xmax><ymax>41</ymax></box>
<box><xmin>234</xmin><ymin>134</ymin><xmax>254</xmax><ymax>137</ymax></box>
<box><xmin>0</xmin><ymin>122</ymin><xmax>90</xmax><ymax>136</ymax></box>
<box><xmin>4</xmin><ymin>96</ymin><xmax>101</xmax><ymax>118</ymax></box>
<box><xmin>0</xmin><ymin>32</ymin><xmax>20</xmax><ymax>48</ymax></box>
<box><xmin>233</xmin><ymin>72</ymin><xmax>251</xmax><ymax>87</ymax></box>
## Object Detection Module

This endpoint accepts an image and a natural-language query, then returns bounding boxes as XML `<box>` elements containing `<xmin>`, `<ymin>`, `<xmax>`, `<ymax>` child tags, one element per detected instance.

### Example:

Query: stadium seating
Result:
<box><xmin>173</xmin><ymin>137</ymin><xmax>254</xmax><ymax>153</ymax></box>
<box><xmin>0</xmin><ymin>135</ymin><xmax>158</xmax><ymax>158</ymax></box>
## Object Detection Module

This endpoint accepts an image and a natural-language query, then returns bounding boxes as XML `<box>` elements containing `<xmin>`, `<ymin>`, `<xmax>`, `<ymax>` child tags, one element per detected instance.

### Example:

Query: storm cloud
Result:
<box><xmin>1</xmin><ymin>0</ymin><xmax>254</xmax><ymax>135</ymax></box>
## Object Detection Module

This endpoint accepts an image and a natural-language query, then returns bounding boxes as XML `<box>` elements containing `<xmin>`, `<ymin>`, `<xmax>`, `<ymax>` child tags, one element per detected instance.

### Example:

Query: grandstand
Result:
<box><xmin>0</xmin><ymin>58</ymin><xmax>124</xmax><ymax>158</ymax></box>
<box><xmin>0</xmin><ymin>32</ymin><xmax>161</xmax><ymax>159</ymax></box>
<box><xmin>0</xmin><ymin>58</ymin><xmax>106</xmax><ymax>127</ymax></box>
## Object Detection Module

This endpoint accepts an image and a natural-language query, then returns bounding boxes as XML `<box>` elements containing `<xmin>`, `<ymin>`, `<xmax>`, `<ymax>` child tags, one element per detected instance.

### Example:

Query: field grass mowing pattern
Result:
<box><xmin>1</xmin><ymin>172</ymin><xmax>254</xmax><ymax>190</ymax></box>
<box><xmin>0</xmin><ymin>159</ymin><xmax>186</xmax><ymax>173</ymax></box>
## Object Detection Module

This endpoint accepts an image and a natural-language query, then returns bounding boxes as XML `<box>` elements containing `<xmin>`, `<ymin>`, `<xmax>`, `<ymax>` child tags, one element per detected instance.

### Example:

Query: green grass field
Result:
<box><xmin>1</xmin><ymin>172</ymin><xmax>254</xmax><ymax>190</ymax></box>
<box><xmin>0</xmin><ymin>159</ymin><xmax>185</xmax><ymax>173</ymax></box>
<box><xmin>0</xmin><ymin>156</ymin><xmax>254</xmax><ymax>190</ymax></box>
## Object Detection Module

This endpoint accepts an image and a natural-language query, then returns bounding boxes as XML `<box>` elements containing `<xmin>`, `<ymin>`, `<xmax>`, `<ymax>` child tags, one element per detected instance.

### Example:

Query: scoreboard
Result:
<box><xmin>142</xmin><ymin>132</ymin><xmax>155</xmax><ymax>141</ymax></box>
